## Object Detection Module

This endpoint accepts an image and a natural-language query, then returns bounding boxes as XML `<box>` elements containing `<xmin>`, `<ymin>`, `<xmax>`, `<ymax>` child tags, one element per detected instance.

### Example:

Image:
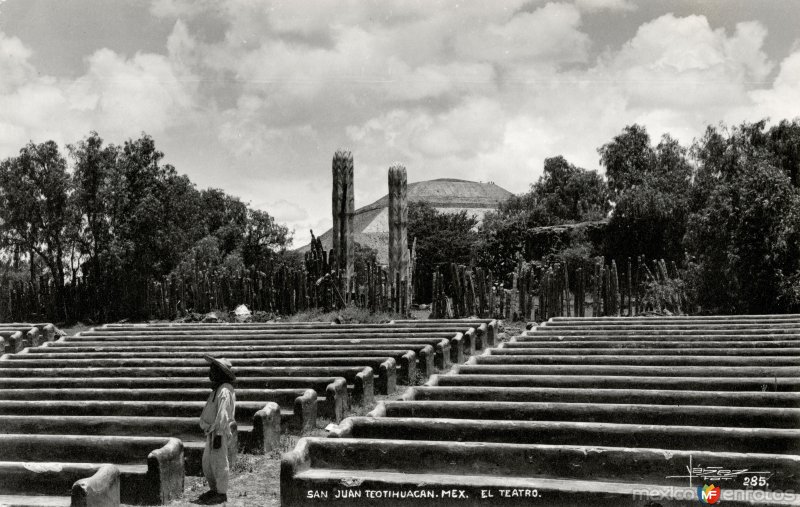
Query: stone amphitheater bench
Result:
<box><xmin>0</xmin><ymin>462</ymin><xmax>119</xmax><ymax>507</ymax></box>
<box><xmin>399</xmin><ymin>385</ymin><xmax>800</xmax><ymax>408</ymax></box>
<box><xmin>69</xmin><ymin>331</ymin><xmax>470</xmax><ymax>365</ymax></box>
<box><xmin>541</xmin><ymin>322</ymin><xmax>800</xmax><ymax>330</ymax></box>
<box><xmin>280</xmin><ymin>437</ymin><xmax>800</xmax><ymax>506</ymax></box>
<box><xmin>509</xmin><ymin>337</ymin><xmax>800</xmax><ymax>348</ymax></box>
<box><xmin>528</xmin><ymin>328</ymin><xmax>800</xmax><ymax>336</ymax></box>
<box><xmin>91</xmin><ymin>320</ymin><xmax>496</xmax><ymax>350</ymax></box>
<box><xmin>12</xmin><ymin>348</ymin><xmax>432</xmax><ymax>385</ymax></box>
<box><xmin>330</xmin><ymin>416</ymin><xmax>800</xmax><ymax>455</ymax></box>
<box><xmin>40</xmin><ymin>339</ymin><xmax>453</xmax><ymax>370</ymax></box>
<box><xmin>78</xmin><ymin>327</ymin><xmax>476</xmax><ymax>340</ymax></box>
<box><xmin>79</xmin><ymin>324</ymin><xmax>484</xmax><ymax>350</ymax></box>
<box><xmin>430</xmin><ymin>373</ymin><xmax>800</xmax><ymax>391</ymax></box>
<box><xmin>495</xmin><ymin>343</ymin><xmax>800</xmax><ymax>355</ymax></box>
<box><xmin>369</xmin><ymin>399</ymin><xmax>800</xmax><ymax>428</ymax></box>
<box><xmin>1</xmin><ymin>329</ymin><xmax>39</xmax><ymax>351</ymax></box>
<box><xmin>547</xmin><ymin>315</ymin><xmax>800</xmax><ymax>323</ymax></box>
<box><xmin>0</xmin><ymin>331</ymin><xmax>21</xmax><ymax>354</ymax></box>
<box><xmin>0</xmin><ymin>363</ymin><xmax>382</xmax><ymax>397</ymax></box>
<box><xmin>0</xmin><ymin>365</ymin><xmax>374</xmax><ymax>404</ymax></box>
<box><xmin>0</xmin><ymin>399</ymin><xmax>282</xmax><ymax>465</ymax></box>
<box><xmin>261</xmin><ymin>378</ymin><xmax>347</xmax><ymax>420</ymax></box>
<box><xmin>0</xmin><ymin>434</ymin><xmax>183</xmax><ymax>505</ymax></box>
<box><xmin>0</xmin><ymin>323</ymin><xmax>57</xmax><ymax>341</ymax></box>
<box><xmin>469</xmin><ymin>354</ymin><xmax>800</xmax><ymax>366</ymax></box>
<box><xmin>453</xmin><ymin>363</ymin><xmax>800</xmax><ymax>378</ymax></box>
<box><xmin>391</xmin><ymin>319</ymin><xmax>498</xmax><ymax>347</ymax></box>
<box><xmin>0</xmin><ymin>388</ymin><xmax>318</xmax><ymax>431</ymax></box>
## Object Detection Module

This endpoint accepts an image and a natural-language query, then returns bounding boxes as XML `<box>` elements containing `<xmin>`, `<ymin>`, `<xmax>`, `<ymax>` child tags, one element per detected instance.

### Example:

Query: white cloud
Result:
<box><xmin>0</xmin><ymin>23</ymin><xmax>198</xmax><ymax>154</ymax></box>
<box><xmin>749</xmin><ymin>50</ymin><xmax>800</xmax><ymax>121</ymax></box>
<box><xmin>5</xmin><ymin>4</ymin><xmax>800</xmax><ymax>248</ymax></box>
<box><xmin>574</xmin><ymin>0</ymin><xmax>636</xmax><ymax>12</ymax></box>
<box><xmin>0</xmin><ymin>31</ymin><xmax>34</xmax><ymax>93</ymax></box>
<box><xmin>454</xmin><ymin>3</ymin><xmax>590</xmax><ymax>65</ymax></box>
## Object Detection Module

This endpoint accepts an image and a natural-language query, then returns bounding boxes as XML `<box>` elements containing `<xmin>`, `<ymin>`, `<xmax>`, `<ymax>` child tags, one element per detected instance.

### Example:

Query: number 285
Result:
<box><xmin>743</xmin><ymin>476</ymin><xmax>768</xmax><ymax>487</ymax></box>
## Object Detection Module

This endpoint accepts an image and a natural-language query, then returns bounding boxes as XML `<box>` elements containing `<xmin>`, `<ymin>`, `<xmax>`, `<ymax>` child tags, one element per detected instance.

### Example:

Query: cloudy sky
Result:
<box><xmin>0</xmin><ymin>0</ymin><xmax>799</xmax><ymax>246</ymax></box>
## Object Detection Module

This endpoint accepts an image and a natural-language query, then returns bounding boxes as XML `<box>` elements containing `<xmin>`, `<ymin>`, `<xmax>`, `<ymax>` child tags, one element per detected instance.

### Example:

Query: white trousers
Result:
<box><xmin>202</xmin><ymin>433</ymin><xmax>230</xmax><ymax>494</ymax></box>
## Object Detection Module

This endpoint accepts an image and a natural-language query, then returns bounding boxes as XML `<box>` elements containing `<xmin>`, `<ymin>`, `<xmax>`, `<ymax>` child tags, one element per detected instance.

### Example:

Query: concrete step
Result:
<box><xmin>547</xmin><ymin>315</ymin><xmax>800</xmax><ymax>322</ymax></box>
<box><xmin>540</xmin><ymin>323</ymin><xmax>800</xmax><ymax>330</ymax></box>
<box><xmin>431</xmin><ymin>374</ymin><xmax>800</xmax><ymax>391</ymax></box>
<box><xmin>94</xmin><ymin>323</ymin><xmax>476</xmax><ymax>331</ymax></box>
<box><xmin>0</xmin><ymin>387</ymin><xmax>308</xmax><ymax>403</ymax></box>
<box><xmin>494</xmin><ymin>346</ymin><xmax>800</xmax><ymax>355</ymax></box>
<box><xmin>404</xmin><ymin>386</ymin><xmax>800</xmax><ymax>407</ymax></box>
<box><xmin>0</xmin><ymin>376</ymin><xmax>352</xmax><ymax>418</ymax></box>
<box><xmin>37</xmin><ymin>340</ymin><xmax>453</xmax><ymax>370</ymax></box>
<box><xmin>509</xmin><ymin>339</ymin><xmax>800</xmax><ymax>347</ymax></box>
<box><xmin>330</xmin><ymin>416</ymin><xmax>800</xmax><ymax>454</ymax></box>
<box><xmin>0</xmin><ymin>414</ymin><xmax>243</xmax><ymax>441</ymax></box>
<box><xmin>0</xmin><ymin>494</ymin><xmax>72</xmax><ymax>507</ymax></box>
<box><xmin>378</xmin><ymin>400</ymin><xmax>800</xmax><ymax>428</ymax></box>
<box><xmin>472</xmin><ymin>354</ymin><xmax>800</xmax><ymax>366</ymax></box>
<box><xmin>454</xmin><ymin>364</ymin><xmax>800</xmax><ymax>377</ymax></box>
<box><xmin>75</xmin><ymin>330</ymin><xmax>464</xmax><ymax>339</ymax></box>
<box><xmin>529</xmin><ymin>329</ymin><xmax>800</xmax><ymax>336</ymax></box>
<box><xmin>281</xmin><ymin>437</ymin><xmax>800</xmax><ymax>506</ymax></box>
<box><xmin>0</xmin><ymin>435</ymin><xmax>182</xmax><ymax>505</ymax></box>
<box><xmin>0</xmin><ymin>365</ymin><xmax>384</xmax><ymax>397</ymax></box>
<box><xmin>4</xmin><ymin>355</ymin><xmax>409</xmax><ymax>383</ymax></box>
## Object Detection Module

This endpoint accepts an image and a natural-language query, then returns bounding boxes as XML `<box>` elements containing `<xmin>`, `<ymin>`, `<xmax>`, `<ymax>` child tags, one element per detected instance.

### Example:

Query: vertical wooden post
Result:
<box><xmin>331</xmin><ymin>155</ymin><xmax>343</xmax><ymax>282</ymax></box>
<box><xmin>626</xmin><ymin>257</ymin><xmax>633</xmax><ymax>317</ymax></box>
<box><xmin>343</xmin><ymin>153</ymin><xmax>355</xmax><ymax>301</ymax></box>
<box><xmin>332</xmin><ymin>151</ymin><xmax>354</xmax><ymax>305</ymax></box>
<box><xmin>388</xmin><ymin>165</ymin><xmax>408</xmax><ymax>314</ymax></box>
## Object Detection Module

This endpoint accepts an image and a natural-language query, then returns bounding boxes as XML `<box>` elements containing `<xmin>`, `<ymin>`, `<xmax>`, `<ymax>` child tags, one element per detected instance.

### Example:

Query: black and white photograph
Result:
<box><xmin>0</xmin><ymin>0</ymin><xmax>799</xmax><ymax>505</ymax></box>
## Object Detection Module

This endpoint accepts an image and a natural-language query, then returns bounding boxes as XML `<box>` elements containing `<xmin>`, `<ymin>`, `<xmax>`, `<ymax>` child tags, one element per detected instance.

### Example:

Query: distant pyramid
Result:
<box><xmin>298</xmin><ymin>178</ymin><xmax>513</xmax><ymax>264</ymax></box>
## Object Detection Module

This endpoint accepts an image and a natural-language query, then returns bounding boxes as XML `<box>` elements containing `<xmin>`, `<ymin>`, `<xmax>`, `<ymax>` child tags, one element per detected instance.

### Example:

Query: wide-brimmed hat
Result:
<box><xmin>203</xmin><ymin>355</ymin><xmax>236</xmax><ymax>382</ymax></box>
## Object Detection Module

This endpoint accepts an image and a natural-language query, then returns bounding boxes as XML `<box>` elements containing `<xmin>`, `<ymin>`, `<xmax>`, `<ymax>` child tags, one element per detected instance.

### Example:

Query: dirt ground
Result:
<box><xmin>159</xmin><ymin>389</ymin><xmax>413</xmax><ymax>507</ymax></box>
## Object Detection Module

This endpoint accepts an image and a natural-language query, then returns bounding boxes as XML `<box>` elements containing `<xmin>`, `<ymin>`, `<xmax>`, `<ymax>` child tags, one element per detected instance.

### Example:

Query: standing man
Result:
<box><xmin>199</xmin><ymin>355</ymin><xmax>236</xmax><ymax>504</ymax></box>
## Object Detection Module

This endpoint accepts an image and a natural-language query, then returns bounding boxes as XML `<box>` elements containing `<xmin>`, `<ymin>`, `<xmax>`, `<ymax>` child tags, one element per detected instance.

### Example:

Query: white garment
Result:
<box><xmin>200</xmin><ymin>383</ymin><xmax>236</xmax><ymax>494</ymax></box>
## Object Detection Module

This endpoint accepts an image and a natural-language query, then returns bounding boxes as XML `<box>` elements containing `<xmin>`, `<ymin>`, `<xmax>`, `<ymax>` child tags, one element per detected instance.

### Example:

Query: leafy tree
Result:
<box><xmin>601</xmin><ymin>126</ymin><xmax>692</xmax><ymax>263</ymax></box>
<box><xmin>476</xmin><ymin>156</ymin><xmax>609</xmax><ymax>280</ymax></box>
<box><xmin>408</xmin><ymin>202</ymin><xmax>479</xmax><ymax>302</ymax></box>
<box><xmin>241</xmin><ymin>209</ymin><xmax>291</xmax><ymax>271</ymax></box>
<box><xmin>0</xmin><ymin>141</ymin><xmax>78</xmax><ymax>319</ymax></box>
<box><xmin>534</xmin><ymin>156</ymin><xmax>610</xmax><ymax>222</ymax></box>
<box><xmin>0</xmin><ymin>131</ymin><xmax>293</xmax><ymax>321</ymax></box>
<box><xmin>598</xmin><ymin>124</ymin><xmax>656</xmax><ymax>198</ymax></box>
<box><xmin>686</xmin><ymin>120</ymin><xmax>800</xmax><ymax>313</ymax></box>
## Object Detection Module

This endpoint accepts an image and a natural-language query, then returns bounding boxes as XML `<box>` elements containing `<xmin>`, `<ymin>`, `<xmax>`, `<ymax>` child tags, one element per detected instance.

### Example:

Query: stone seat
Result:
<box><xmin>62</xmin><ymin>333</ymin><xmax>465</xmax><ymax>366</ymax></box>
<box><xmin>281</xmin><ymin>437</ymin><xmax>800</xmax><ymax>506</ymax></box>
<box><xmin>401</xmin><ymin>385</ymin><xmax>800</xmax><ymax>407</ymax></box>
<box><xmin>330</xmin><ymin>416</ymin><xmax>800</xmax><ymax>454</ymax></box>
<box><xmin>39</xmin><ymin>339</ymin><xmax>453</xmax><ymax>369</ymax></box>
<box><xmin>20</xmin><ymin>347</ymin><xmax>436</xmax><ymax>381</ymax></box>
<box><xmin>372</xmin><ymin>400</ymin><xmax>800</xmax><ymax>428</ymax></box>
<box><xmin>470</xmin><ymin>354</ymin><xmax>800</xmax><ymax>366</ymax></box>
<box><xmin>0</xmin><ymin>462</ymin><xmax>118</xmax><ymax>507</ymax></box>
<box><xmin>0</xmin><ymin>376</ymin><xmax>352</xmax><ymax>419</ymax></box>
<box><xmin>4</xmin><ymin>353</ymin><xmax>414</xmax><ymax>387</ymax></box>
<box><xmin>0</xmin><ymin>365</ymin><xmax>377</xmax><ymax>400</ymax></box>
<box><xmin>431</xmin><ymin>373</ymin><xmax>800</xmax><ymax>391</ymax></box>
<box><xmin>495</xmin><ymin>344</ymin><xmax>800</xmax><ymax>354</ymax></box>
<box><xmin>453</xmin><ymin>363</ymin><xmax>800</xmax><ymax>377</ymax></box>
<box><xmin>0</xmin><ymin>434</ymin><xmax>182</xmax><ymax>505</ymax></box>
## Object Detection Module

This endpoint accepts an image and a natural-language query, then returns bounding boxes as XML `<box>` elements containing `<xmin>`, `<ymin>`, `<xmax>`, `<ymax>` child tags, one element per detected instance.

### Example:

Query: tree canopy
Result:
<box><xmin>0</xmin><ymin>131</ymin><xmax>291</xmax><ymax>321</ymax></box>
